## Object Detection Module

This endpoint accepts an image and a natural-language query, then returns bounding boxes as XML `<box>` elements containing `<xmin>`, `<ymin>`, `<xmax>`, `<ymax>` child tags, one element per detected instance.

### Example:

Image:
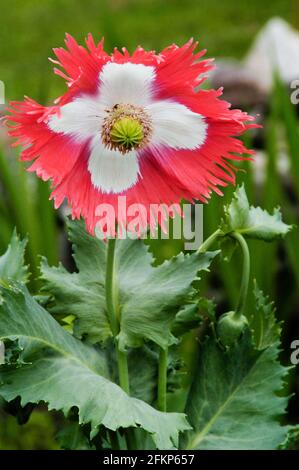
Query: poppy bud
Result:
<box><xmin>217</xmin><ymin>310</ymin><xmax>248</xmax><ymax>347</ymax></box>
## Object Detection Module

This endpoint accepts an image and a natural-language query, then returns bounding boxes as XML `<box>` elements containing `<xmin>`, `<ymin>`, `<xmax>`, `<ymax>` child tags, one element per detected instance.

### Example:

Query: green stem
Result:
<box><xmin>198</xmin><ymin>228</ymin><xmax>223</xmax><ymax>253</ymax></box>
<box><xmin>199</xmin><ymin>228</ymin><xmax>250</xmax><ymax>318</ymax></box>
<box><xmin>105</xmin><ymin>238</ymin><xmax>135</xmax><ymax>448</ymax></box>
<box><xmin>105</xmin><ymin>238</ymin><xmax>119</xmax><ymax>337</ymax></box>
<box><xmin>117</xmin><ymin>348</ymin><xmax>130</xmax><ymax>394</ymax></box>
<box><xmin>126</xmin><ymin>429</ymin><xmax>137</xmax><ymax>450</ymax></box>
<box><xmin>105</xmin><ymin>238</ymin><xmax>131</xmax><ymax>394</ymax></box>
<box><xmin>157</xmin><ymin>347</ymin><xmax>168</xmax><ymax>412</ymax></box>
<box><xmin>108</xmin><ymin>430</ymin><xmax>119</xmax><ymax>450</ymax></box>
<box><xmin>230</xmin><ymin>232</ymin><xmax>250</xmax><ymax>317</ymax></box>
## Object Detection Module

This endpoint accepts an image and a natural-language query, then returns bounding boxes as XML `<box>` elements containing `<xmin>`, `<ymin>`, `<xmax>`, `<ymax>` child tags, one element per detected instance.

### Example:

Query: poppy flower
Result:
<box><xmin>7</xmin><ymin>34</ymin><xmax>256</xmax><ymax>234</ymax></box>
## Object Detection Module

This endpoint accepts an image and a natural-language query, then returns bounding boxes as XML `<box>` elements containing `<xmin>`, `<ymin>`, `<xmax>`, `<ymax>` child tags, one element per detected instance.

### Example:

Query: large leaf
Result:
<box><xmin>281</xmin><ymin>427</ymin><xmax>299</xmax><ymax>450</ymax></box>
<box><xmin>0</xmin><ymin>231</ymin><xmax>29</xmax><ymax>363</ymax></box>
<box><xmin>182</xmin><ymin>332</ymin><xmax>290</xmax><ymax>450</ymax></box>
<box><xmin>40</xmin><ymin>260</ymin><xmax>110</xmax><ymax>343</ymax></box>
<box><xmin>117</xmin><ymin>244</ymin><xmax>217</xmax><ymax>350</ymax></box>
<box><xmin>128</xmin><ymin>347</ymin><xmax>158</xmax><ymax>405</ymax></box>
<box><xmin>40</xmin><ymin>219</ymin><xmax>109</xmax><ymax>343</ymax></box>
<box><xmin>0</xmin><ymin>282</ymin><xmax>190</xmax><ymax>449</ymax></box>
<box><xmin>248</xmin><ymin>282</ymin><xmax>282</xmax><ymax>350</ymax></box>
<box><xmin>41</xmin><ymin>219</ymin><xmax>217</xmax><ymax>349</ymax></box>
<box><xmin>107</xmin><ymin>343</ymin><xmax>158</xmax><ymax>405</ymax></box>
<box><xmin>0</xmin><ymin>229</ymin><xmax>29</xmax><ymax>283</ymax></box>
<box><xmin>222</xmin><ymin>185</ymin><xmax>292</xmax><ymax>241</ymax></box>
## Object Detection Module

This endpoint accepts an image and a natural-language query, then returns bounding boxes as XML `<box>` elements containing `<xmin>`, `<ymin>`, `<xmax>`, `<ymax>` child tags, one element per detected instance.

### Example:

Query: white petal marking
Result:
<box><xmin>99</xmin><ymin>62</ymin><xmax>156</xmax><ymax>107</ymax></box>
<box><xmin>48</xmin><ymin>63</ymin><xmax>206</xmax><ymax>194</ymax></box>
<box><xmin>88</xmin><ymin>137</ymin><xmax>140</xmax><ymax>193</ymax></box>
<box><xmin>48</xmin><ymin>94</ymin><xmax>105</xmax><ymax>142</ymax></box>
<box><xmin>146</xmin><ymin>100</ymin><xmax>208</xmax><ymax>150</ymax></box>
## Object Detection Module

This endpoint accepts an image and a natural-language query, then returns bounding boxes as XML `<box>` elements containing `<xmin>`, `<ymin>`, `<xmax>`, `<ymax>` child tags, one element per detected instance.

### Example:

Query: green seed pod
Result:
<box><xmin>110</xmin><ymin>117</ymin><xmax>144</xmax><ymax>150</ymax></box>
<box><xmin>217</xmin><ymin>311</ymin><xmax>248</xmax><ymax>347</ymax></box>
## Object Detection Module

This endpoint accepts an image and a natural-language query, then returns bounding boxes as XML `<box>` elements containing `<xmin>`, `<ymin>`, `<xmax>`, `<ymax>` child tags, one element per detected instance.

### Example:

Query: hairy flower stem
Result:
<box><xmin>198</xmin><ymin>228</ymin><xmax>223</xmax><ymax>253</ymax></box>
<box><xmin>198</xmin><ymin>229</ymin><xmax>250</xmax><ymax>317</ymax></box>
<box><xmin>230</xmin><ymin>232</ymin><xmax>250</xmax><ymax>318</ymax></box>
<box><xmin>106</xmin><ymin>238</ymin><xmax>136</xmax><ymax>449</ymax></box>
<box><xmin>116</xmin><ymin>348</ymin><xmax>130</xmax><ymax>394</ymax></box>
<box><xmin>158</xmin><ymin>347</ymin><xmax>168</xmax><ymax>412</ymax></box>
<box><xmin>105</xmin><ymin>238</ymin><xmax>130</xmax><ymax>394</ymax></box>
<box><xmin>105</xmin><ymin>238</ymin><xmax>119</xmax><ymax>337</ymax></box>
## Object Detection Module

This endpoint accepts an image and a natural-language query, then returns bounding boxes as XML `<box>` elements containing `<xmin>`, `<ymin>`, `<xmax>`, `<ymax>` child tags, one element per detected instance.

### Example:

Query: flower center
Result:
<box><xmin>110</xmin><ymin>117</ymin><xmax>144</xmax><ymax>150</ymax></box>
<box><xmin>101</xmin><ymin>103</ymin><xmax>152</xmax><ymax>154</ymax></box>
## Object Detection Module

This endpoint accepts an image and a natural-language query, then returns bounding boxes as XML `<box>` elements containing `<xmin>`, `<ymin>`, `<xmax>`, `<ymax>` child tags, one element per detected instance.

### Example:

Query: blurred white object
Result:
<box><xmin>210</xmin><ymin>59</ymin><xmax>266</xmax><ymax>107</ymax></box>
<box><xmin>244</xmin><ymin>17</ymin><xmax>299</xmax><ymax>92</ymax></box>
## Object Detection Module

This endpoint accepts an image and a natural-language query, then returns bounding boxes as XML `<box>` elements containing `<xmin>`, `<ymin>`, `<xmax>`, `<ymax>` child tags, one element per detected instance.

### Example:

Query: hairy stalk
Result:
<box><xmin>105</xmin><ymin>238</ymin><xmax>119</xmax><ymax>337</ymax></box>
<box><xmin>106</xmin><ymin>238</ymin><xmax>130</xmax><ymax>393</ymax></box>
<box><xmin>230</xmin><ymin>232</ymin><xmax>250</xmax><ymax>317</ymax></box>
<box><xmin>198</xmin><ymin>228</ymin><xmax>223</xmax><ymax>253</ymax></box>
<box><xmin>116</xmin><ymin>348</ymin><xmax>130</xmax><ymax>394</ymax></box>
<box><xmin>105</xmin><ymin>238</ymin><xmax>134</xmax><ymax>447</ymax></box>
<box><xmin>199</xmin><ymin>229</ymin><xmax>250</xmax><ymax>317</ymax></box>
<box><xmin>158</xmin><ymin>347</ymin><xmax>168</xmax><ymax>412</ymax></box>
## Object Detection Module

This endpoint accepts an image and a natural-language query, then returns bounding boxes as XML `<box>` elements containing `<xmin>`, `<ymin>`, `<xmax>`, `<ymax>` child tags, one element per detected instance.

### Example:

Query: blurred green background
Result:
<box><xmin>0</xmin><ymin>0</ymin><xmax>299</xmax><ymax>450</ymax></box>
<box><xmin>0</xmin><ymin>0</ymin><xmax>295</xmax><ymax>102</ymax></box>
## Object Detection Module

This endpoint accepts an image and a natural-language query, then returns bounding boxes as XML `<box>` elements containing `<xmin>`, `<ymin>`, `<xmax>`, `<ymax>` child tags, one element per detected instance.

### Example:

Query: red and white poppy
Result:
<box><xmin>7</xmin><ymin>34</ymin><xmax>256</xmax><ymax>234</ymax></box>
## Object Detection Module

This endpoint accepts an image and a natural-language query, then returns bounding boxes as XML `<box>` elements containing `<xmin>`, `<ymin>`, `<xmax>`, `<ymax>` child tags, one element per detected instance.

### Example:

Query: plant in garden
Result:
<box><xmin>0</xmin><ymin>36</ymin><xmax>296</xmax><ymax>449</ymax></box>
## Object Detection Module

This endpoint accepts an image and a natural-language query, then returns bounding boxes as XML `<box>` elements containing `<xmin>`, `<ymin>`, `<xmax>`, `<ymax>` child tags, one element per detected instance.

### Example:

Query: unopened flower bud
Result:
<box><xmin>217</xmin><ymin>311</ymin><xmax>248</xmax><ymax>347</ymax></box>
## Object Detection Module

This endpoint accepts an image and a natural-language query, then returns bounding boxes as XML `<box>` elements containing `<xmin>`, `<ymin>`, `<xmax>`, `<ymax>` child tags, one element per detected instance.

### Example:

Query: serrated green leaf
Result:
<box><xmin>0</xmin><ymin>282</ymin><xmax>190</xmax><ymax>449</ymax></box>
<box><xmin>171</xmin><ymin>304</ymin><xmax>200</xmax><ymax>337</ymax></box>
<box><xmin>117</xmin><ymin>248</ymin><xmax>217</xmax><ymax>350</ymax></box>
<box><xmin>248</xmin><ymin>282</ymin><xmax>282</xmax><ymax>350</ymax></box>
<box><xmin>40</xmin><ymin>219</ymin><xmax>110</xmax><ymax>343</ymax></box>
<box><xmin>0</xmin><ymin>231</ymin><xmax>30</xmax><ymax>378</ymax></box>
<box><xmin>182</xmin><ymin>332</ymin><xmax>290</xmax><ymax>450</ymax></box>
<box><xmin>130</xmin><ymin>346</ymin><xmax>186</xmax><ymax>406</ymax></box>
<box><xmin>41</xmin><ymin>219</ymin><xmax>218</xmax><ymax>349</ymax></box>
<box><xmin>104</xmin><ymin>343</ymin><xmax>158</xmax><ymax>405</ymax></box>
<box><xmin>222</xmin><ymin>185</ymin><xmax>292</xmax><ymax>241</ymax></box>
<box><xmin>40</xmin><ymin>259</ymin><xmax>110</xmax><ymax>343</ymax></box>
<box><xmin>0</xmin><ymin>229</ymin><xmax>29</xmax><ymax>283</ymax></box>
<box><xmin>172</xmin><ymin>298</ymin><xmax>216</xmax><ymax>337</ymax></box>
<box><xmin>62</xmin><ymin>314</ymin><xmax>76</xmax><ymax>333</ymax></box>
<box><xmin>128</xmin><ymin>347</ymin><xmax>158</xmax><ymax>405</ymax></box>
<box><xmin>281</xmin><ymin>427</ymin><xmax>299</xmax><ymax>450</ymax></box>
<box><xmin>0</xmin><ymin>281</ymin><xmax>108</xmax><ymax>372</ymax></box>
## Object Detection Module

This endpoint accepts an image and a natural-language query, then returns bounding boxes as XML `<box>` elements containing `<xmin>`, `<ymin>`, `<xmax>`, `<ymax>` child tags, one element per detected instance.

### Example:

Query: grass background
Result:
<box><xmin>0</xmin><ymin>0</ymin><xmax>296</xmax><ymax>102</ymax></box>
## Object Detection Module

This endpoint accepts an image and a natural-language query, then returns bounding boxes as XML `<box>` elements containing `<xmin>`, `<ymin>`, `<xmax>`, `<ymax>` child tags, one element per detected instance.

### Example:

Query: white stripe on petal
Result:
<box><xmin>88</xmin><ymin>137</ymin><xmax>140</xmax><ymax>193</ymax></box>
<box><xmin>99</xmin><ymin>62</ymin><xmax>155</xmax><ymax>108</ymax></box>
<box><xmin>48</xmin><ymin>95</ymin><xmax>105</xmax><ymax>142</ymax></box>
<box><xmin>146</xmin><ymin>100</ymin><xmax>208</xmax><ymax>150</ymax></box>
